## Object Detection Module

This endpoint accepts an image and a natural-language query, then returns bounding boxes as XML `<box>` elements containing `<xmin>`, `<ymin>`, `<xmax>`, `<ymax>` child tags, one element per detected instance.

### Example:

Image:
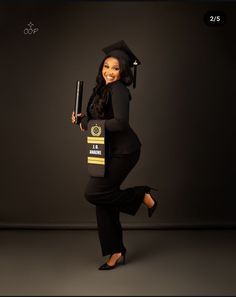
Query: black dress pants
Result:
<box><xmin>85</xmin><ymin>149</ymin><xmax>148</xmax><ymax>256</ymax></box>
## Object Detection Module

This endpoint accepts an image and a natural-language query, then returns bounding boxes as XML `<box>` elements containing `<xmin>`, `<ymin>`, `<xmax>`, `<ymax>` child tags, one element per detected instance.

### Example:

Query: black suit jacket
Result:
<box><xmin>81</xmin><ymin>80</ymin><xmax>141</xmax><ymax>156</ymax></box>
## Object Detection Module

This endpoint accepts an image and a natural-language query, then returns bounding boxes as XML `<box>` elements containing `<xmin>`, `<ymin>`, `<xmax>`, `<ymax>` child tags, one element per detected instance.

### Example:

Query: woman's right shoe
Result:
<box><xmin>98</xmin><ymin>251</ymin><xmax>126</xmax><ymax>270</ymax></box>
<box><xmin>145</xmin><ymin>187</ymin><xmax>159</xmax><ymax>218</ymax></box>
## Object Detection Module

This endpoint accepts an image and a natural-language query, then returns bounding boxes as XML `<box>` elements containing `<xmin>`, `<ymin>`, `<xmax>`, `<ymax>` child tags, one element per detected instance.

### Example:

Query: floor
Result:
<box><xmin>0</xmin><ymin>229</ymin><xmax>235</xmax><ymax>296</ymax></box>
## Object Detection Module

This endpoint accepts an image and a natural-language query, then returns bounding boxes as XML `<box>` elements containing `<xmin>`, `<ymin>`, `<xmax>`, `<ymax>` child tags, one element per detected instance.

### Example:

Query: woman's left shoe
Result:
<box><xmin>98</xmin><ymin>251</ymin><xmax>126</xmax><ymax>270</ymax></box>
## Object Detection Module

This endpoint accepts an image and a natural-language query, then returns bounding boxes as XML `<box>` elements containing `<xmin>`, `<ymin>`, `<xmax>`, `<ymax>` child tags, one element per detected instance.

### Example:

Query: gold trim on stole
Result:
<box><xmin>87</xmin><ymin>156</ymin><xmax>105</xmax><ymax>165</ymax></box>
<box><xmin>87</xmin><ymin>136</ymin><xmax>105</xmax><ymax>144</ymax></box>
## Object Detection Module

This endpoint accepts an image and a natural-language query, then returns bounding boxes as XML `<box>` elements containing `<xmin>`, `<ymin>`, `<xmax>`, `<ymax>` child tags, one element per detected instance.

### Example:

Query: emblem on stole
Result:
<box><xmin>91</xmin><ymin>124</ymin><xmax>102</xmax><ymax>137</ymax></box>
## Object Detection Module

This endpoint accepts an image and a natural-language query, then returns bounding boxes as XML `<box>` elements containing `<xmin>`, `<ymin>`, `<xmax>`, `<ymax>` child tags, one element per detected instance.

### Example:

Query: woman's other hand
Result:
<box><xmin>71</xmin><ymin>111</ymin><xmax>77</xmax><ymax>124</ymax></box>
<box><xmin>71</xmin><ymin>111</ymin><xmax>85</xmax><ymax>131</ymax></box>
<box><xmin>71</xmin><ymin>111</ymin><xmax>84</xmax><ymax>123</ymax></box>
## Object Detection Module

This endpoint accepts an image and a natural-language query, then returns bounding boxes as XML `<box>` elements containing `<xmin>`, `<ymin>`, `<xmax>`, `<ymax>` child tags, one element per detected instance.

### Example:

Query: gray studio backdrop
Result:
<box><xmin>1</xmin><ymin>1</ymin><xmax>235</xmax><ymax>228</ymax></box>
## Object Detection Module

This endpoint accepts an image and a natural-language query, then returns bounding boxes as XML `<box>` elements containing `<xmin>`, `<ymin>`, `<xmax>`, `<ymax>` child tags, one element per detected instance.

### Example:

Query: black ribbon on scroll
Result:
<box><xmin>74</xmin><ymin>80</ymin><xmax>84</xmax><ymax>124</ymax></box>
<box><xmin>87</xmin><ymin>120</ymin><xmax>105</xmax><ymax>177</ymax></box>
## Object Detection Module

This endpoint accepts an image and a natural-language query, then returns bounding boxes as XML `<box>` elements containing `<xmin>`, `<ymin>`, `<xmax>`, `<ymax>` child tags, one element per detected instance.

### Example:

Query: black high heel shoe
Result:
<box><xmin>145</xmin><ymin>187</ymin><xmax>159</xmax><ymax>218</ymax></box>
<box><xmin>98</xmin><ymin>251</ymin><xmax>126</xmax><ymax>270</ymax></box>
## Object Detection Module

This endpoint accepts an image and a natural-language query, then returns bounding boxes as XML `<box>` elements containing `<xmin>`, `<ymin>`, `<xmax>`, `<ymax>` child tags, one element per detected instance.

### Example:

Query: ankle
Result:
<box><xmin>107</xmin><ymin>252</ymin><xmax>122</xmax><ymax>265</ymax></box>
<box><xmin>143</xmin><ymin>193</ymin><xmax>155</xmax><ymax>208</ymax></box>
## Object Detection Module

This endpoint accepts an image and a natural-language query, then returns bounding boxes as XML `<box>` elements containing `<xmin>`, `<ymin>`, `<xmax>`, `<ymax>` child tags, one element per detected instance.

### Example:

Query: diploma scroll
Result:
<box><xmin>74</xmin><ymin>80</ymin><xmax>84</xmax><ymax>124</ymax></box>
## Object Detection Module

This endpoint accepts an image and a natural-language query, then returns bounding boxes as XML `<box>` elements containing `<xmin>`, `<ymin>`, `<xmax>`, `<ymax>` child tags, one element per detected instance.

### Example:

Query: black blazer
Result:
<box><xmin>81</xmin><ymin>80</ymin><xmax>141</xmax><ymax>156</ymax></box>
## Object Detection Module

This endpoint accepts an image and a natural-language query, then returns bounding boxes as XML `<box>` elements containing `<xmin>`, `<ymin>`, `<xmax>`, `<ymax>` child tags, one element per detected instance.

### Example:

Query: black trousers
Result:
<box><xmin>85</xmin><ymin>149</ymin><xmax>148</xmax><ymax>256</ymax></box>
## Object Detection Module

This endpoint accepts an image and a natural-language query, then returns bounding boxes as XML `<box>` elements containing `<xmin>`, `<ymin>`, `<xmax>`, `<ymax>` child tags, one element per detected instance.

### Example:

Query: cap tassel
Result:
<box><xmin>133</xmin><ymin>60</ymin><xmax>138</xmax><ymax>88</ymax></box>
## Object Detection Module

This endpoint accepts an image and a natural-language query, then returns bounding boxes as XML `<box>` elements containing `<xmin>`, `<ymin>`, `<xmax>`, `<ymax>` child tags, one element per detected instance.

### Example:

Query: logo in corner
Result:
<box><xmin>23</xmin><ymin>22</ymin><xmax>39</xmax><ymax>35</ymax></box>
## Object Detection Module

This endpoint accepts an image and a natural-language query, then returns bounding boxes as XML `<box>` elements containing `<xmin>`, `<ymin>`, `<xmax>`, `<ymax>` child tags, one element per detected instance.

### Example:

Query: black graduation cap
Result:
<box><xmin>102</xmin><ymin>40</ymin><xmax>141</xmax><ymax>88</ymax></box>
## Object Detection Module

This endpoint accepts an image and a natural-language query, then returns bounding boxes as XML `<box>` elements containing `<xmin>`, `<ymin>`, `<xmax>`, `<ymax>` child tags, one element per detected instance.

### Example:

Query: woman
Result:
<box><xmin>71</xmin><ymin>40</ymin><xmax>158</xmax><ymax>270</ymax></box>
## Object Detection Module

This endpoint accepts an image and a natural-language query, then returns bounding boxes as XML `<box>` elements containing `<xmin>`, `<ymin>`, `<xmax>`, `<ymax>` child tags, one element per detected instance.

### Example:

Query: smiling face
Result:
<box><xmin>102</xmin><ymin>57</ymin><xmax>121</xmax><ymax>85</ymax></box>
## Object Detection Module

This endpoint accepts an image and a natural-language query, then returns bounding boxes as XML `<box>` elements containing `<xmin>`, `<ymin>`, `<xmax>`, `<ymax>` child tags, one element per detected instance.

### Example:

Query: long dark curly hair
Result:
<box><xmin>89</xmin><ymin>55</ymin><xmax>134</xmax><ymax>118</ymax></box>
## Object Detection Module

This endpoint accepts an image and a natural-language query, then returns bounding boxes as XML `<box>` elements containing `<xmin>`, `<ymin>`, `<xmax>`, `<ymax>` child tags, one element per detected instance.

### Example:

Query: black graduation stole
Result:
<box><xmin>87</xmin><ymin>120</ymin><xmax>105</xmax><ymax>177</ymax></box>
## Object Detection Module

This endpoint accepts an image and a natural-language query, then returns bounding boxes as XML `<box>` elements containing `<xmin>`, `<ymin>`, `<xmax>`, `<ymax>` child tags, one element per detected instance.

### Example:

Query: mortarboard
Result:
<box><xmin>102</xmin><ymin>40</ymin><xmax>141</xmax><ymax>88</ymax></box>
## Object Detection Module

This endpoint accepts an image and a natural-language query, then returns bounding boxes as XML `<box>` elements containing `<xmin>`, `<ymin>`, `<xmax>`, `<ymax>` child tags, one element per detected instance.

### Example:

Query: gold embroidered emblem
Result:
<box><xmin>91</xmin><ymin>124</ymin><xmax>102</xmax><ymax>137</ymax></box>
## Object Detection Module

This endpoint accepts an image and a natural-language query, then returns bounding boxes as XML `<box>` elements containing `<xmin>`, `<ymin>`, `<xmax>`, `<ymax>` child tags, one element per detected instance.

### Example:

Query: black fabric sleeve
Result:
<box><xmin>79</xmin><ymin>92</ymin><xmax>94</xmax><ymax>130</ymax></box>
<box><xmin>105</xmin><ymin>83</ymin><xmax>130</xmax><ymax>131</ymax></box>
<box><xmin>80</xmin><ymin>115</ymin><xmax>89</xmax><ymax>130</ymax></box>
